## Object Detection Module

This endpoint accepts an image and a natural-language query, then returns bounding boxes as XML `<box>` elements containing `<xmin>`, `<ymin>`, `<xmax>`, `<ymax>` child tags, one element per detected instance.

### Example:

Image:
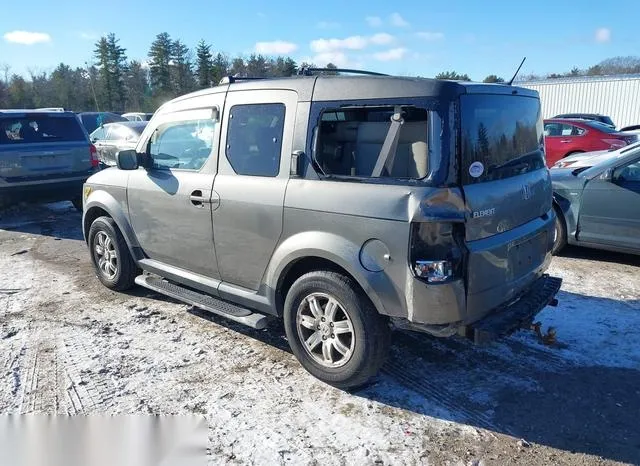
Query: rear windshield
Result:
<box><xmin>0</xmin><ymin>115</ymin><xmax>86</xmax><ymax>144</ymax></box>
<box><xmin>460</xmin><ymin>94</ymin><xmax>545</xmax><ymax>184</ymax></box>
<box><xmin>584</xmin><ymin>120</ymin><xmax>618</xmax><ymax>133</ymax></box>
<box><xmin>80</xmin><ymin>113</ymin><xmax>127</xmax><ymax>134</ymax></box>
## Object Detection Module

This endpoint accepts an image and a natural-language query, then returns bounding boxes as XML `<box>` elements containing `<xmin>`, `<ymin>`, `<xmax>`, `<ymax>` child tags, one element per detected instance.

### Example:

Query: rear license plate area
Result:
<box><xmin>509</xmin><ymin>232</ymin><xmax>547</xmax><ymax>279</ymax></box>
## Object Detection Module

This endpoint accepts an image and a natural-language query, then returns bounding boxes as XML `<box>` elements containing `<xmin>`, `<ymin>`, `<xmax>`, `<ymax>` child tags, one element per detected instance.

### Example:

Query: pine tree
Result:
<box><xmin>93</xmin><ymin>34</ymin><xmax>127</xmax><ymax>111</ymax></box>
<box><xmin>195</xmin><ymin>40</ymin><xmax>214</xmax><ymax>88</ymax></box>
<box><xmin>171</xmin><ymin>39</ymin><xmax>195</xmax><ymax>95</ymax></box>
<box><xmin>211</xmin><ymin>53</ymin><xmax>230</xmax><ymax>84</ymax></box>
<box><xmin>148</xmin><ymin>32</ymin><xmax>174</xmax><ymax>97</ymax></box>
<box><xmin>125</xmin><ymin>60</ymin><xmax>151</xmax><ymax>112</ymax></box>
<box><xmin>107</xmin><ymin>33</ymin><xmax>127</xmax><ymax>110</ymax></box>
<box><xmin>94</xmin><ymin>37</ymin><xmax>113</xmax><ymax>109</ymax></box>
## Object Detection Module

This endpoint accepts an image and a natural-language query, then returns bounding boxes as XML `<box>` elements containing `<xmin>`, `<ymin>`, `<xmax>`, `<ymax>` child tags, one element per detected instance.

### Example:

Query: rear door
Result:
<box><xmin>213</xmin><ymin>89</ymin><xmax>297</xmax><ymax>293</ymax></box>
<box><xmin>543</xmin><ymin>122</ymin><xmax>562</xmax><ymax>166</ymax></box>
<box><xmin>0</xmin><ymin>113</ymin><xmax>91</xmax><ymax>182</ymax></box>
<box><xmin>577</xmin><ymin>156</ymin><xmax>640</xmax><ymax>251</ymax></box>
<box><xmin>459</xmin><ymin>93</ymin><xmax>552</xmax><ymax>319</ymax></box>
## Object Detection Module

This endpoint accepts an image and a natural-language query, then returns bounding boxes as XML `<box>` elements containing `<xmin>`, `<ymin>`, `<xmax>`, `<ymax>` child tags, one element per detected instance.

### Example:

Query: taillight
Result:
<box><xmin>410</xmin><ymin>222</ymin><xmax>465</xmax><ymax>283</ymax></box>
<box><xmin>602</xmin><ymin>138</ymin><xmax>628</xmax><ymax>150</ymax></box>
<box><xmin>89</xmin><ymin>144</ymin><xmax>99</xmax><ymax>167</ymax></box>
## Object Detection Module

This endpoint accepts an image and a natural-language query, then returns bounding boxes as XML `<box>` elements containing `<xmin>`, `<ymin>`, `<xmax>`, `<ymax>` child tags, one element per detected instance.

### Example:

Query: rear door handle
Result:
<box><xmin>189</xmin><ymin>190</ymin><xmax>212</xmax><ymax>207</ymax></box>
<box><xmin>560</xmin><ymin>139</ymin><xmax>572</xmax><ymax>143</ymax></box>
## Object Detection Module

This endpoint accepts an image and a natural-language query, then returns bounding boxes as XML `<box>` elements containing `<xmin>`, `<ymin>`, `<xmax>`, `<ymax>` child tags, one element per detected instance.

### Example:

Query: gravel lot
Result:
<box><xmin>1</xmin><ymin>202</ymin><xmax>639</xmax><ymax>465</ymax></box>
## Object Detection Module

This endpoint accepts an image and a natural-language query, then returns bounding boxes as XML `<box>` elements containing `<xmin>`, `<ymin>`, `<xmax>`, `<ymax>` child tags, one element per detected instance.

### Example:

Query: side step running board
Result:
<box><xmin>135</xmin><ymin>275</ymin><xmax>268</xmax><ymax>330</ymax></box>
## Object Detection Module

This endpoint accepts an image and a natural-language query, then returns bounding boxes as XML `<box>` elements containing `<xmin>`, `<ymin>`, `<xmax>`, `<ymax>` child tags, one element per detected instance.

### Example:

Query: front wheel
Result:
<box><xmin>88</xmin><ymin>216</ymin><xmax>138</xmax><ymax>290</ymax></box>
<box><xmin>283</xmin><ymin>271</ymin><xmax>391</xmax><ymax>390</ymax></box>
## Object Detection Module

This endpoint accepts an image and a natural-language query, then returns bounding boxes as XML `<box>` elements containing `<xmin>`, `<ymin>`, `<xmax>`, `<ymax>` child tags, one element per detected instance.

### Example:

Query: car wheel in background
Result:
<box><xmin>71</xmin><ymin>198</ymin><xmax>83</xmax><ymax>211</ymax></box>
<box><xmin>283</xmin><ymin>270</ymin><xmax>391</xmax><ymax>390</ymax></box>
<box><xmin>552</xmin><ymin>206</ymin><xmax>567</xmax><ymax>255</ymax></box>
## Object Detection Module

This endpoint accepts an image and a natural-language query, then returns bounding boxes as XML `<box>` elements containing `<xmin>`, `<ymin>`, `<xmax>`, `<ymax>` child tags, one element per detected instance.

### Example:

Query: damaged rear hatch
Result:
<box><xmin>458</xmin><ymin>89</ymin><xmax>554</xmax><ymax>321</ymax></box>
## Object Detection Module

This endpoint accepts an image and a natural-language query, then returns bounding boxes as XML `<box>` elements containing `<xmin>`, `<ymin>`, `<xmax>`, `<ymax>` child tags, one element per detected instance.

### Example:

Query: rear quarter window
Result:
<box><xmin>0</xmin><ymin>115</ymin><xmax>86</xmax><ymax>144</ymax></box>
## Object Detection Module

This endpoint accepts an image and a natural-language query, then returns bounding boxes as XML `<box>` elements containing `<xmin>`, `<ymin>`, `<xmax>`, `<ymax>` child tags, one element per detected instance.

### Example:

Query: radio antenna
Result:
<box><xmin>507</xmin><ymin>57</ymin><xmax>526</xmax><ymax>85</ymax></box>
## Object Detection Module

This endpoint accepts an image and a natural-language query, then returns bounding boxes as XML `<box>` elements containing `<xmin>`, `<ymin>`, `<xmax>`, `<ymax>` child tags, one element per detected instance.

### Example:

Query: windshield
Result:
<box><xmin>460</xmin><ymin>94</ymin><xmax>546</xmax><ymax>184</ymax></box>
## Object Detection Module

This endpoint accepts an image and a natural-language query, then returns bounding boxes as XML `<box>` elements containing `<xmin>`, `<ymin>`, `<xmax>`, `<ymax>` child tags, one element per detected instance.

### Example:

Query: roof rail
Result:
<box><xmin>296</xmin><ymin>67</ymin><xmax>389</xmax><ymax>77</ymax></box>
<box><xmin>218</xmin><ymin>76</ymin><xmax>269</xmax><ymax>85</ymax></box>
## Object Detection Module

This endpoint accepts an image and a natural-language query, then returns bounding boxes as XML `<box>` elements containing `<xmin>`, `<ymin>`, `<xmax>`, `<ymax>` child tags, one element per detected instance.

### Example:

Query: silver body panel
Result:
<box><xmin>83</xmin><ymin>75</ymin><xmax>556</xmax><ymax>328</ymax></box>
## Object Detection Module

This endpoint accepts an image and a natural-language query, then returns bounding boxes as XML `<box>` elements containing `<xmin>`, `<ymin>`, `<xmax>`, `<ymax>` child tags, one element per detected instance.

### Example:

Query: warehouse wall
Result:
<box><xmin>518</xmin><ymin>75</ymin><xmax>640</xmax><ymax>128</ymax></box>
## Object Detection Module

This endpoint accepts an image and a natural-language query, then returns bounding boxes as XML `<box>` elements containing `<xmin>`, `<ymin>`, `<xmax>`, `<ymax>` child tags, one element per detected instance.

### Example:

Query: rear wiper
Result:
<box><xmin>571</xmin><ymin>166</ymin><xmax>590</xmax><ymax>176</ymax></box>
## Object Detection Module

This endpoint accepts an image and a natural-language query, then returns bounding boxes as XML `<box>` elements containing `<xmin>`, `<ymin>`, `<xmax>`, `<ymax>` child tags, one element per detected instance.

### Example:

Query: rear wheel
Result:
<box><xmin>283</xmin><ymin>271</ymin><xmax>391</xmax><ymax>390</ymax></box>
<box><xmin>552</xmin><ymin>206</ymin><xmax>567</xmax><ymax>255</ymax></box>
<box><xmin>88</xmin><ymin>216</ymin><xmax>137</xmax><ymax>290</ymax></box>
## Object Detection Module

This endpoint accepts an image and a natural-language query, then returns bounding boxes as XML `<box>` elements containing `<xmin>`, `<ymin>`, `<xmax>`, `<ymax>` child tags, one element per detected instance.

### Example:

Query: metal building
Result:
<box><xmin>518</xmin><ymin>74</ymin><xmax>640</xmax><ymax>128</ymax></box>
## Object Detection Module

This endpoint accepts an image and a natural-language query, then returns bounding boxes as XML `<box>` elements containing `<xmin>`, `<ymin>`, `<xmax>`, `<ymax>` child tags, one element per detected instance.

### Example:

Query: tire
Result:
<box><xmin>88</xmin><ymin>216</ymin><xmax>138</xmax><ymax>291</ymax></box>
<box><xmin>552</xmin><ymin>206</ymin><xmax>567</xmax><ymax>255</ymax></box>
<box><xmin>283</xmin><ymin>271</ymin><xmax>391</xmax><ymax>390</ymax></box>
<box><xmin>71</xmin><ymin>197</ymin><xmax>83</xmax><ymax>211</ymax></box>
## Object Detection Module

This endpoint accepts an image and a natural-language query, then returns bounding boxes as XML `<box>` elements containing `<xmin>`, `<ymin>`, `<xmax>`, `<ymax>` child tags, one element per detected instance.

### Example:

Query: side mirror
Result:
<box><xmin>290</xmin><ymin>150</ymin><xmax>305</xmax><ymax>177</ymax></box>
<box><xmin>116</xmin><ymin>149</ymin><xmax>139</xmax><ymax>170</ymax></box>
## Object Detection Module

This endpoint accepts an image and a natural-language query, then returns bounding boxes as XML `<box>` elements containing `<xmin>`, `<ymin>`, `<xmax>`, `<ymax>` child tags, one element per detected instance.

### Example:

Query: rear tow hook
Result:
<box><xmin>531</xmin><ymin>321</ymin><xmax>557</xmax><ymax>346</ymax></box>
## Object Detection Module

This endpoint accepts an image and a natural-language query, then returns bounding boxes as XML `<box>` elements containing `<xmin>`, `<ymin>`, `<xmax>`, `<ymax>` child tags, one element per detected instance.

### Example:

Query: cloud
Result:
<box><xmin>366</xmin><ymin>16</ymin><xmax>383</xmax><ymax>27</ymax></box>
<box><xmin>310</xmin><ymin>33</ymin><xmax>395</xmax><ymax>54</ymax></box>
<box><xmin>311</xmin><ymin>36</ymin><xmax>368</xmax><ymax>53</ymax></box>
<box><xmin>255</xmin><ymin>40</ymin><xmax>298</xmax><ymax>55</ymax></box>
<box><xmin>373</xmin><ymin>47</ymin><xmax>407</xmax><ymax>61</ymax></box>
<box><xmin>595</xmin><ymin>27</ymin><xmax>611</xmax><ymax>43</ymax></box>
<box><xmin>317</xmin><ymin>21</ymin><xmax>340</xmax><ymax>29</ymax></box>
<box><xmin>390</xmin><ymin>13</ymin><xmax>409</xmax><ymax>28</ymax></box>
<box><xmin>3</xmin><ymin>30</ymin><xmax>51</xmax><ymax>45</ymax></box>
<box><xmin>370</xmin><ymin>33</ymin><xmax>395</xmax><ymax>45</ymax></box>
<box><xmin>78</xmin><ymin>31</ymin><xmax>99</xmax><ymax>41</ymax></box>
<box><xmin>311</xmin><ymin>52</ymin><xmax>351</xmax><ymax>67</ymax></box>
<box><xmin>416</xmin><ymin>31</ymin><xmax>444</xmax><ymax>41</ymax></box>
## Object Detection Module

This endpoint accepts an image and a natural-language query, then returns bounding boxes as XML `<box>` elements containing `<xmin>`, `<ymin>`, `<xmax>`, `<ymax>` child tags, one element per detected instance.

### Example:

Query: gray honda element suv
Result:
<box><xmin>82</xmin><ymin>73</ymin><xmax>561</xmax><ymax>388</ymax></box>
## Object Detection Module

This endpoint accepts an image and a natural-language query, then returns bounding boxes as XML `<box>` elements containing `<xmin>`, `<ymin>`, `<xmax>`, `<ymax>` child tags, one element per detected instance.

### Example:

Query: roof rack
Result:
<box><xmin>297</xmin><ymin>67</ymin><xmax>389</xmax><ymax>77</ymax></box>
<box><xmin>218</xmin><ymin>76</ymin><xmax>269</xmax><ymax>85</ymax></box>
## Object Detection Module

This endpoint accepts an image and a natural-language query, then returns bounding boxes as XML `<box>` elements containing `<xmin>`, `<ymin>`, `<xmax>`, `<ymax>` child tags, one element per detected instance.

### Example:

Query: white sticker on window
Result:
<box><xmin>469</xmin><ymin>161</ymin><xmax>484</xmax><ymax>178</ymax></box>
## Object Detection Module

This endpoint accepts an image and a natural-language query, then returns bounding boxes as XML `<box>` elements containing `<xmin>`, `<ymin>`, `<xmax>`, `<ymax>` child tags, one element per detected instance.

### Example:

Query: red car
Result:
<box><xmin>543</xmin><ymin>118</ymin><xmax>637</xmax><ymax>167</ymax></box>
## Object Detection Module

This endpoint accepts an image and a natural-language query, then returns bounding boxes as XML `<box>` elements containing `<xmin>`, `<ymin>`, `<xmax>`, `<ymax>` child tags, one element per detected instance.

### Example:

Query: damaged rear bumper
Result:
<box><xmin>462</xmin><ymin>274</ymin><xmax>562</xmax><ymax>344</ymax></box>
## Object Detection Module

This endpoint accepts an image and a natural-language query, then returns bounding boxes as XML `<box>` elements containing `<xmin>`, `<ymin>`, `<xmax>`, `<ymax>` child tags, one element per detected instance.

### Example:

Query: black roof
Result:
<box><xmin>171</xmin><ymin>75</ymin><xmax>538</xmax><ymax>105</ymax></box>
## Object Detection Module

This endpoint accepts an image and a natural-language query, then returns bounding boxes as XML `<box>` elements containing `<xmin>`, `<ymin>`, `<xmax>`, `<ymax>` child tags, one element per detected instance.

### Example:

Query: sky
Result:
<box><xmin>0</xmin><ymin>0</ymin><xmax>638</xmax><ymax>81</ymax></box>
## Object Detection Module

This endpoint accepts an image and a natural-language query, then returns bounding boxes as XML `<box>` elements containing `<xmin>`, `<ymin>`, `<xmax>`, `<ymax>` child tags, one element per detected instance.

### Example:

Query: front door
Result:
<box><xmin>577</xmin><ymin>156</ymin><xmax>640</xmax><ymax>251</ymax></box>
<box><xmin>127</xmin><ymin>104</ymin><xmax>223</xmax><ymax>279</ymax></box>
<box><xmin>213</xmin><ymin>90</ymin><xmax>297</xmax><ymax>292</ymax></box>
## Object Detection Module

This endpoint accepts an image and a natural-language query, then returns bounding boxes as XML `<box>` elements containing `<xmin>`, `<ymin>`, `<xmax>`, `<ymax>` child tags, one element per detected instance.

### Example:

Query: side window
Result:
<box><xmin>315</xmin><ymin>106</ymin><xmax>429</xmax><ymax>179</ymax></box>
<box><xmin>614</xmin><ymin>160</ymin><xmax>640</xmax><ymax>183</ymax></box>
<box><xmin>544</xmin><ymin>123</ymin><xmax>561</xmax><ymax>136</ymax></box>
<box><xmin>149</xmin><ymin>118</ymin><xmax>215</xmax><ymax>171</ymax></box>
<box><xmin>226</xmin><ymin>103</ymin><xmax>285</xmax><ymax>177</ymax></box>
<box><xmin>561</xmin><ymin>124</ymin><xmax>585</xmax><ymax>136</ymax></box>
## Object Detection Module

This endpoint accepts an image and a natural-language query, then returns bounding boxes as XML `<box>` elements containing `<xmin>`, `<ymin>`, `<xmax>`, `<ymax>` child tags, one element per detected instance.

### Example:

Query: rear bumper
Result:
<box><xmin>0</xmin><ymin>177</ymin><xmax>87</xmax><ymax>205</ymax></box>
<box><xmin>463</xmin><ymin>274</ymin><xmax>562</xmax><ymax>344</ymax></box>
